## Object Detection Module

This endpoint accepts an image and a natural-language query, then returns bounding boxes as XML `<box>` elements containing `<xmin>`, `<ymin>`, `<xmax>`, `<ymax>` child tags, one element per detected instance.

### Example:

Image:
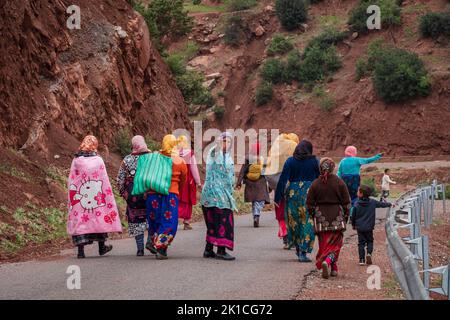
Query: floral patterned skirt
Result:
<box><xmin>202</xmin><ymin>206</ymin><xmax>234</xmax><ymax>250</ymax></box>
<box><xmin>285</xmin><ymin>181</ymin><xmax>315</xmax><ymax>253</ymax></box>
<box><xmin>146</xmin><ymin>193</ymin><xmax>179</xmax><ymax>250</ymax></box>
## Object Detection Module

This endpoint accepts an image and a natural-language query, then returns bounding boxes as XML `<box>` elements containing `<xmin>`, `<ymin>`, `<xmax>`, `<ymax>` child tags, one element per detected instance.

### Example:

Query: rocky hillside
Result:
<box><xmin>0</xmin><ymin>0</ymin><xmax>190</xmax><ymax>158</ymax></box>
<box><xmin>176</xmin><ymin>0</ymin><xmax>450</xmax><ymax>157</ymax></box>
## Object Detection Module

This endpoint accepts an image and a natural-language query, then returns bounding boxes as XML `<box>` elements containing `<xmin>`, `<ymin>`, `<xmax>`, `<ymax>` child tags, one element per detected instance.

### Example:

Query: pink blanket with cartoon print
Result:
<box><xmin>67</xmin><ymin>155</ymin><xmax>122</xmax><ymax>236</ymax></box>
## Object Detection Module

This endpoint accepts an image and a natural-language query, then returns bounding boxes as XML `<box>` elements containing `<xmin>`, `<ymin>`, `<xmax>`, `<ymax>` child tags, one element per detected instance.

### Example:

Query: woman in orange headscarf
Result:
<box><xmin>145</xmin><ymin>135</ymin><xmax>187</xmax><ymax>259</ymax></box>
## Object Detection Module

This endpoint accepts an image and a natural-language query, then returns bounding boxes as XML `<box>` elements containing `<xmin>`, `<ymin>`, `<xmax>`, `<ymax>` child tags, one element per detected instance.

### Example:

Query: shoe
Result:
<box><xmin>330</xmin><ymin>270</ymin><xmax>338</xmax><ymax>277</ymax></box>
<box><xmin>253</xmin><ymin>216</ymin><xmax>259</xmax><ymax>228</ymax></box>
<box><xmin>136</xmin><ymin>249</ymin><xmax>144</xmax><ymax>256</ymax></box>
<box><xmin>156</xmin><ymin>248</ymin><xmax>168</xmax><ymax>260</ymax></box>
<box><xmin>77</xmin><ymin>246</ymin><xmax>85</xmax><ymax>259</ymax></box>
<box><xmin>366</xmin><ymin>254</ymin><xmax>372</xmax><ymax>265</ymax></box>
<box><xmin>145</xmin><ymin>242</ymin><xmax>157</xmax><ymax>255</ymax></box>
<box><xmin>359</xmin><ymin>259</ymin><xmax>365</xmax><ymax>266</ymax></box>
<box><xmin>215</xmin><ymin>252</ymin><xmax>236</xmax><ymax>261</ymax></box>
<box><xmin>321</xmin><ymin>261</ymin><xmax>330</xmax><ymax>279</ymax></box>
<box><xmin>203</xmin><ymin>250</ymin><xmax>216</xmax><ymax>258</ymax></box>
<box><xmin>283</xmin><ymin>243</ymin><xmax>289</xmax><ymax>250</ymax></box>
<box><xmin>183</xmin><ymin>222</ymin><xmax>193</xmax><ymax>230</ymax></box>
<box><xmin>99</xmin><ymin>244</ymin><xmax>113</xmax><ymax>256</ymax></box>
<box><xmin>298</xmin><ymin>252</ymin><xmax>312</xmax><ymax>263</ymax></box>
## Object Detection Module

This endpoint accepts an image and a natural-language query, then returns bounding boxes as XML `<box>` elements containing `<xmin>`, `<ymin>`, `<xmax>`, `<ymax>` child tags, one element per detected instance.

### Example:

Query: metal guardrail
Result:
<box><xmin>385</xmin><ymin>180</ymin><xmax>448</xmax><ymax>300</ymax></box>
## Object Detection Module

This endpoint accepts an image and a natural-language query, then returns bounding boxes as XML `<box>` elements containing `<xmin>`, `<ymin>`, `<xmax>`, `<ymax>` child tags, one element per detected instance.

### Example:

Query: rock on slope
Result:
<box><xmin>0</xmin><ymin>0</ymin><xmax>190</xmax><ymax>157</ymax></box>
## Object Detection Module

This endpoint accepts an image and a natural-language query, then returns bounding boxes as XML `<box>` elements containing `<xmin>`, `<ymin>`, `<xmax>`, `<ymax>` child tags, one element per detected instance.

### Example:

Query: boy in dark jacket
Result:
<box><xmin>351</xmin><ymin>185</ymin><xmax>392</xmax><ymax>265</ymax></box>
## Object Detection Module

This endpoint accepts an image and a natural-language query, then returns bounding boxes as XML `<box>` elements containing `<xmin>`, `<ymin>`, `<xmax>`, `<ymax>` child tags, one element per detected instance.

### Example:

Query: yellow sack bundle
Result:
<box><xmin>247</xmin><ymin>163</ymin><xmax>262</xmax><ymax>181</ymax></box>
<box><xmin>263</xmin><ymin>133</ymin><xmax>299</xmax><ymax>175</ymax></box>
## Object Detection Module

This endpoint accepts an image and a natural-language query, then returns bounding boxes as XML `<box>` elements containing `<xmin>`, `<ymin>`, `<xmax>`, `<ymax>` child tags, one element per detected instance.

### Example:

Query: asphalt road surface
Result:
<box><xmin>0</xmin><ymin>212</ymin><xmax>317</xmax><ymax>300</ymax></box>
<box><xmin>0</xmin><ymin>207</ymin><xmax>390</xmax><ymax>300</ymax></box>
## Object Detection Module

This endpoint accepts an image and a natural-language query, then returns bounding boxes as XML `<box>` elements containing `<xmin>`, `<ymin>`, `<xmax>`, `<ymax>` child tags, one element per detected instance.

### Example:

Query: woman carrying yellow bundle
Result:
<box><xmin>263</xmin><ymin>133</ymin><xmax>299</xmax><ymax>248</ymax></box>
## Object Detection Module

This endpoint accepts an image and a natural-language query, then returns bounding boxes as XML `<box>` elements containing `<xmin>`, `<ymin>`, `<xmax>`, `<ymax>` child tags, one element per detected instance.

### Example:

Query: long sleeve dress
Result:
<box><xmin>336</xmin><ymin>154</ymin><xmax>381</xmax><ymax>206</ymax></box>
<box><xmin>274</xmin><ymin>156</ymin><xmax>320</xmax><ymax>253</ymax></box>
<box><xmin>201</xmin><ymin>146</ymin><xmax>237</xmax><ymax>250</ymax></box>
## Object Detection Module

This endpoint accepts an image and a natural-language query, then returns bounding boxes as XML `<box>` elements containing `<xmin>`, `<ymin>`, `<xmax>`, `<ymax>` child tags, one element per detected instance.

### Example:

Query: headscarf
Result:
<box><xmin>131</xmin><ymin>135</ymin><xmax>149</xmax><ymax>154</ymax></box>
<box><xmin>219</xmin><ymin>131</ymin><xmax>233</xmax><ymax>152</ymax></box>
<box><xmin>250</xmin><ymin>141</ymin><xmax>260</xmax><ymax>157</ymax></box>
<box><xmin>293</xmin><ymin>139</ymin><xmax>314</xmax><ymax>161</ymax></box>
<box><xmin>161</xmin><ymin>134</ymin><xmax>180</xmax><ymax>156</ymax></box>
<box><xmin>344</xmin><ymin>146</ymin><xmax>357</xmax><ymax>157</ymax></box>
<box><xmin>319</xmin><ymin>157</ymin><xmax>336</xmax><ymax>184</ymax></box>
<box><xmin>79</xmin><ymin>135</ymin><xmax>98</xmax><ymax>152</ymax></box>
<box><xmin>177</xmin><ymin>135</ymin><xmax>190</xmax><ymax>150</ymax></box>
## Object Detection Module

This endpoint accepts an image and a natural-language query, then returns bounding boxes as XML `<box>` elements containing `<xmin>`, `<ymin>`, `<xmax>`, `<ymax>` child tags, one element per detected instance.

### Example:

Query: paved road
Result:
<box><xmin>0</xmin><ymin>206</ymin><xmax>391</xmax><ymax>300</ymax></box>
<box><xmin>0</xmin><ymin>212</ymin><xmax>316</xmax><ymax>300</ymax></box>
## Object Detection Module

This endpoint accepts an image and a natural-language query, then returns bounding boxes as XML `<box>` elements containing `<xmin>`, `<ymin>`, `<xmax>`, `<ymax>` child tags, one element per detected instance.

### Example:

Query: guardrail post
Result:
<box><xmin>422</xmin><ymin>235</ymin><xmax>430</xmax><ymax>294</ymax></box>
<box><xmin>443</xmin><ymin>184</ymin><xmax>447</xmax><ymax>215</ymax></box>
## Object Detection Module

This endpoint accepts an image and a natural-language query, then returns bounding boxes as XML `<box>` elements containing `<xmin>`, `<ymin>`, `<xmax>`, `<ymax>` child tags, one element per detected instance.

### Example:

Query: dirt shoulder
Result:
<box><xmin>296</xmin><ymin>210</ymin><xmax>404</xmax><ymax>300</ymax></box>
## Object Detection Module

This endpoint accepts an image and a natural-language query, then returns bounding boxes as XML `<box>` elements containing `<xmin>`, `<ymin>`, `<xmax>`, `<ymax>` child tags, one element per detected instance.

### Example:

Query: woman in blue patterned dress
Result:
<box><xmin>274</xmin><ymin>140</ymin><xmax>320</xmax><ymax>262</ymax></box>
<box><xmin>201</xmin><ymin>132</ymin><xmax>237</xmax><ymax>261</ymax></box>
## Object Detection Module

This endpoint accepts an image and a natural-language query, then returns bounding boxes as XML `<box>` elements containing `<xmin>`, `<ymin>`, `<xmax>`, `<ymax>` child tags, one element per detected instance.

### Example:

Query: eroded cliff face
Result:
<box><xmin>0</xmin><ymin>0</ymin><xmax>190</xmax><ymax>157</ymax></box>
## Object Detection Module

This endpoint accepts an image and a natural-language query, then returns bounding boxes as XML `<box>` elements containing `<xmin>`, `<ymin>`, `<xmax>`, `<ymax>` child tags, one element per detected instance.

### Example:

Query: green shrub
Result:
<box><xmin>261</xmin><ymin>58</ymin><xmax>286</xmax><ymax>84</ymax></box>
<box><xmin>304</xmin><ymin>27</ymin><xmax>347</xmax><ymax>55</ymax></box>
<box><xmin>193</xmin><ymin>91</ymin><xmax>216</xmax><ymax>107</ymax></box>
<box><xmin>372</xmin><ymin>47</ymin><xmax>431</xmax><ymax>102</ymax></box>
<box><xmin>298</xmin><ymin>44</ymin><xmax>341</xmax><ymax>83</ymax></box>
<box><xmin>255</xmin><ymin>82</ymin><xmax>274</xmax><ymax>106</ymax></box>
<box><xmin>312</xmin><ymin>86</ymin><xmax>335</xmax><ymax>111</ymax></box>
<box><xmin>175</xmin><ymin>70</ymin><xmax>206</xmax><ymax>103</ymax></box>
<box><xmin>285</xmin><ymin>50</ymin><xmax>303</xmax><ymax>81</ymax></box>
<box><xmin>213</xmin><ymin>105</ymin><xmax>225</xmax><ymax>119</ymax></box>
<box><xmin>348</xmin><ymin>0</ymin><xmax>401</xmax><ymax>34</ymax></box>
<box><xmin>267</xmin><ymin>34</ymin><xmax>294</xmax><ymax>56</ymax></box>
<box><xmin>113</xmin><ymin>128</ymin><xmax>132</xmax><ymax>157</ymax></box>
<box><xmin>419</xmin><ymin>11</ymin><xmax>450</xmax><ymax>39</ymax></box>
<box><xmin>275</xmin><ymin>0</ymin><xmax>308</xmax><ymax>31</ymax></box>
<box><xmin>355</xmin><ymin>58</ymin><xmax>369</xmax><ymax>80</ymax></box>
<box><xmin>227</xmin><ymin>0</ymin><xmax>257</xmax><ymax>11</ymax></box>
<box><xmin>361</xmin><ymin>177</ymin><xmax>380</xmax><ymax>197</ymax></box>
<box><xmin>224</xmin><ymin>15</ymin><xmax>248</xmax><ymax>47</ymax></box>
<box><xmin>164</xmin><ymin>54</ymin><xmax>186</xmax><ymax>75</ymax></box>
<box><xmin>133</xmin><ymin>0</ymin><xmax>193</xmax><ymax>47</ymax></box>
<box><xmin>192</xmin><ymin>0</ymin><xmax>202</xmax><ymax>5</ymax></box>
<box><xmin>145</xmin><ymin>136</ymin><xmax>161</xmax><ymax>151</ymax></box>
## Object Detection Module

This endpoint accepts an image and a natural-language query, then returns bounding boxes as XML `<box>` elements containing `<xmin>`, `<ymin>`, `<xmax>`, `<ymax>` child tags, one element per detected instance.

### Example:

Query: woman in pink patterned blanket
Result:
<box><xmin>67</xmin><ymin>135</ymin><xmax>122</xmax><ymax>258</ymax></box>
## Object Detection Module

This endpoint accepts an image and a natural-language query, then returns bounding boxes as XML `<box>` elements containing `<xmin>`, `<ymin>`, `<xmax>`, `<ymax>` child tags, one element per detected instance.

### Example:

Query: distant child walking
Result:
<box><xmin>351</xmin><ymin>185</ymin><xmax>391</xmax><ymax>265</ymax></box>
<box><xmin>380</xmin><ymin>169</ymin><xmax>396</xmax><ymax>202</ymax></box>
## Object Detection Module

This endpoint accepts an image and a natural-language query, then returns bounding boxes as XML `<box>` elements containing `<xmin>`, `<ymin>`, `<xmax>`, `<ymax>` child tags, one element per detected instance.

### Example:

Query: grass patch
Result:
<box><xmin>0</xmin><ymin>164</ymin><xmax>33</xmax><ymax>183</ymax></box>
<box><xmin>0</xmin><ymin>206</ymin><xmax>67</xmax><ymax>253</ymax></box>
<box><xmin>382</xmin><ymin>276</ymin><xmax>403</xmax><ymax>299</ymax></box>
<box><xmin>45</xmin><ymin>165</ymin><xmax>68</xmax><ymax>190</ymax></box>
<box><xmin>312</xmin><ymin>86</ymin><xmax>335</xmax><ymax>111</ymax></box>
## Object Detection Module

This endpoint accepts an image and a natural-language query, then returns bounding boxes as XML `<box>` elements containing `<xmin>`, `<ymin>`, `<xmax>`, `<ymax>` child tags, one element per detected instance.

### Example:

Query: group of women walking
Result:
<box><xmin>66</xmin><ymin>132</ymin><xmax>381</xmax><ymax>278</ymax></box>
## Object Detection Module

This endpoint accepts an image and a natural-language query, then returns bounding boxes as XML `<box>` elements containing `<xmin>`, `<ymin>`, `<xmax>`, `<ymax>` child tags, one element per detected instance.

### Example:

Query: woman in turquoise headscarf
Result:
<box><xmin>201</xmin><ymin>132</ymin><xmax>237</xmax><ymax>261</ymax></box>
